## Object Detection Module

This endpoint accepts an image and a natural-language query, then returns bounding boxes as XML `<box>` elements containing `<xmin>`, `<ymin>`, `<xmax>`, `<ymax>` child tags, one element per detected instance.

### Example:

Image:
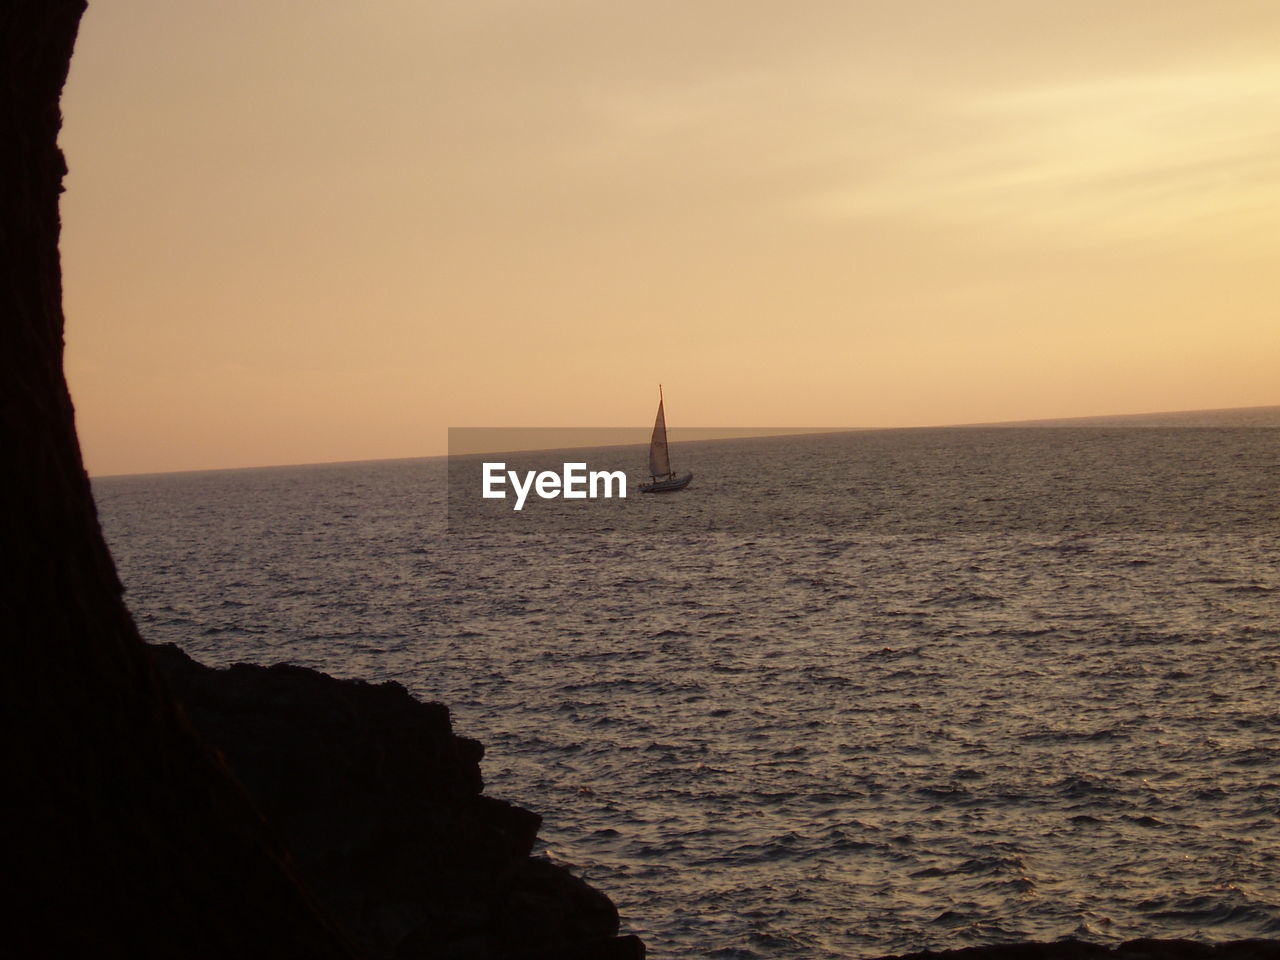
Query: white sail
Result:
<box><xmin>648</xmin><ymin>395</ymin><xmax>671</xmax><ymax>477</ymax></box>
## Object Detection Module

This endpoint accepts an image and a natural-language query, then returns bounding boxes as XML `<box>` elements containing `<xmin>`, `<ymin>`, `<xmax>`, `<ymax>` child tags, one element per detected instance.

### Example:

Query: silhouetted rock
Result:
<box><xmin>3</xmin><ymin>3</ymin><xmax>355</xmax><ymax>956</ymax></box>
<box><xmin>151</xmin><ymin>643</ymin><xmax>643</xmax><ymax>960</ymax></box>
<box><xmin>873</xmin><ymin>938</ymin><xmax>1280</xmax><ymax>960</ymax></box>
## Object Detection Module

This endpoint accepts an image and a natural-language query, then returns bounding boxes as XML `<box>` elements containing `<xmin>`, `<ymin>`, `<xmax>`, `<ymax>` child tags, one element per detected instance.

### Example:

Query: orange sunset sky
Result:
<box><xmin>60</xmin><ymin>1</ymin><xmax>1279</xmax><ymax>476</ymax></box>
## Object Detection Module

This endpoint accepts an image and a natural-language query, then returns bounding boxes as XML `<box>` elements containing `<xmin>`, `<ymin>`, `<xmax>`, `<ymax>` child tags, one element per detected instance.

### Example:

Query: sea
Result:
<box><xmin>92</xmin><ymin>408</ymin><xmax>1280</xmax><ymax>959</ymax></box>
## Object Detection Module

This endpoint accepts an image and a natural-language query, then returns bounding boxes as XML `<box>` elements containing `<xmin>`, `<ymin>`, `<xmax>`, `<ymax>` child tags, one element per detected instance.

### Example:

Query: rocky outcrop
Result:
<box><xmin>874</xmin><ymin>938</ymin><xmax>1280</xmax><ymax>960</ymax></box>
<box><xmin>151</xmin><ymin>643</ymin><xmax>643</xmax><ymax>960</ymax></box>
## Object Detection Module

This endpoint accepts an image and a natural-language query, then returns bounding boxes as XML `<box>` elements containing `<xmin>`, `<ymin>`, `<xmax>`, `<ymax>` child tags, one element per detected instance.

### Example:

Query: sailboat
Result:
<box><xmin>639</xmin><ymin>385</ymin><xmax>694</xmax><ymax>493</ymax></box>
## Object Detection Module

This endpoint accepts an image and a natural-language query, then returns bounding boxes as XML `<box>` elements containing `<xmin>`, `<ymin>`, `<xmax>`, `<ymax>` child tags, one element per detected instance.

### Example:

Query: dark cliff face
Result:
<box><xmin>151</xmin><ymin>643</ymin><xmax>641</xmax><ymax>960</ymax></box>
<box><xmin>3</xmin><ymin>3</ymin><xmax>351</xmax><ymax>957</ymax></box>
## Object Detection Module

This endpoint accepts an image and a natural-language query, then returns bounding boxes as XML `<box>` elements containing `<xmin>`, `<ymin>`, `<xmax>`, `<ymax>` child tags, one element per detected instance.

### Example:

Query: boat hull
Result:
<box><xmin>639</xmin><ymin>471</ymin><xmax>693</xmax><ymax>493</ymax></box>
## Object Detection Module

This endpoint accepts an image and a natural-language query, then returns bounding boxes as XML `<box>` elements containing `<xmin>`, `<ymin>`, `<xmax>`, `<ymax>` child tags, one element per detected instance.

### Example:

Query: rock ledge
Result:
<box><xmin>151</xmin><ymin>643</ymin><xmax>643</xmax><ymax>960</ymax></box>
<box><xmin>874</xmin><ymin>938</ymin><xmax>1280</xmax><ymax>960</ymax></box>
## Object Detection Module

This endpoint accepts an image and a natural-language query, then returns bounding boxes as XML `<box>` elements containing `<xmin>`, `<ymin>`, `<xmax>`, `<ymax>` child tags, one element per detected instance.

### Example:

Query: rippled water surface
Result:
<box><xmin>94</xmin><ymin>422</ymin><xmax>1280</xmax><ymax>958</ymax></box>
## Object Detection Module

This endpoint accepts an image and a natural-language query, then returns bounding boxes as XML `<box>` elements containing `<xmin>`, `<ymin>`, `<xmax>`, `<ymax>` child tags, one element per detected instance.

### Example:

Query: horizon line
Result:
<box><xmin>88</xmin><ymin>401</ymin><xmax>1280</xmax><ymax>480</ymax></box>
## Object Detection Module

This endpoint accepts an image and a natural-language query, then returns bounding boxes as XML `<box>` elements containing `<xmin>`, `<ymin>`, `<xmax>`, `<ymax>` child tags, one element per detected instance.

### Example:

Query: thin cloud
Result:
<box><xmin>799</xmin><ymin>65</ymin><xmax>1280</xmax><ymax>245</ymax></box>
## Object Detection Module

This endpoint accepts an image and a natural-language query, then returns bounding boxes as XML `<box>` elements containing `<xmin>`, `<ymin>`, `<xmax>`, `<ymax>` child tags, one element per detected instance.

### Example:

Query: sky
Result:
<box><xmin>60</xmin><ymin>0</ymin><xmax>1280</xmax><ymax>475</ymax></box>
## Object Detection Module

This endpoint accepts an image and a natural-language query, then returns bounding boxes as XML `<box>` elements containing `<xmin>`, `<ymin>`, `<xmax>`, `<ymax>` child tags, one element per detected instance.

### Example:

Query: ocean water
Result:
<box><xmin>94</xmin><ymin>417</ymin><xmax>1280</xmax><ymax>958</ymax></box>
